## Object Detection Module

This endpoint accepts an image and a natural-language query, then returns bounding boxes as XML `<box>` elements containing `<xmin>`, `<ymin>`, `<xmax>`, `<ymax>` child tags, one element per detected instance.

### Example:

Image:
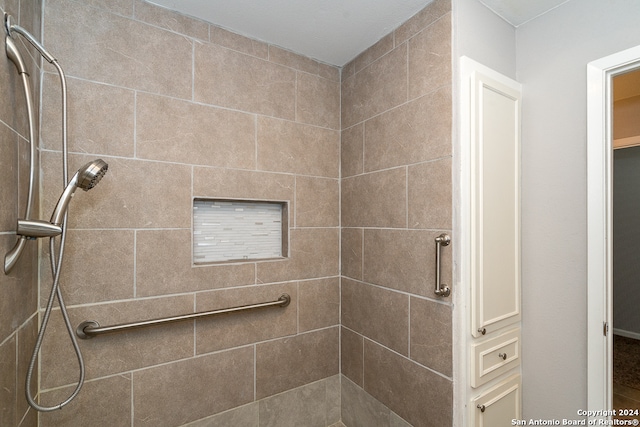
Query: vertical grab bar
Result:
<box><xmin>434</xmin><ymin>233</ymin><xmax>451</xmax><ymax>297</ymax></box>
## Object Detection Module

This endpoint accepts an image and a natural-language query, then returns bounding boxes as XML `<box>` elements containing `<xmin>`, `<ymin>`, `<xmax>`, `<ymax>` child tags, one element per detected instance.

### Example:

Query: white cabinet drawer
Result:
<box><xmin>471</xmin><ymin>328</ymin><xmax>520</xmax><ymax>388</ymax></box>
<box><xmin>471</xmin><ymin>374</ymin><xmax>521</xmax><ymax>427</ymax></box>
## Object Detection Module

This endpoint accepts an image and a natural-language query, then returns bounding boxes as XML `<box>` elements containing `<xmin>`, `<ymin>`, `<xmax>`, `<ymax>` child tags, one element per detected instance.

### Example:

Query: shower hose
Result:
<box><xmin>25</xmin><ymin>218</ymin><xmax>86</xmax><ymax>411</ymax></box>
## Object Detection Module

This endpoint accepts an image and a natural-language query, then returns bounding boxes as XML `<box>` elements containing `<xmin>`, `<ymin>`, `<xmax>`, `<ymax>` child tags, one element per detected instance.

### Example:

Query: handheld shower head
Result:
<box><xmin>50</xmin><ymin>159</ymin><xmax>108</xmax><ymax>226</ymax></box>
<box><xmin>76</xmin><ymin>159</ymin><xmax>108</xmax><ymax>191</ymax></box>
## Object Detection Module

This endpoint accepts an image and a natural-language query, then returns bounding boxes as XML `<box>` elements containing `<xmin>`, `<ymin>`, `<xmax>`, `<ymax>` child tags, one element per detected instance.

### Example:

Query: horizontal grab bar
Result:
<box><xmin>76</xmin><ymin>294</ymin><xmax>291</xmax><ymax>339</ymax></box>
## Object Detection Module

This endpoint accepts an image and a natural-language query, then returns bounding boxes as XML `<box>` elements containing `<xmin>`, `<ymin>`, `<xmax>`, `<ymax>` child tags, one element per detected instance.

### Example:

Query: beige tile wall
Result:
<box><xmin>340</xmin><ymin>1</ymin><xmax>453</xmax><ymax>426</ymax></box>
<box><xmin>0</xmin><ymin>1</ymin><xmax>41</xmax><ymax>426</ymax></box>
<box><xmin>0</xmin><ymin>0</ymin><xmax>454</xmax><ymax>425</ymax></box>
<box><xmin>37</xmin><ymin>0</ymin><xmax>340</xmax><ymax>426</ymax></box>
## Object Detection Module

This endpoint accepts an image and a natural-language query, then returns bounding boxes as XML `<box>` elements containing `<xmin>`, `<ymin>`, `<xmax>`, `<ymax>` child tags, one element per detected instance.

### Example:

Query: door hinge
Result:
<box><xmin>603</xmin><ymin>322</ymin><xmax>609</xmax><ymax>336</ymax></box>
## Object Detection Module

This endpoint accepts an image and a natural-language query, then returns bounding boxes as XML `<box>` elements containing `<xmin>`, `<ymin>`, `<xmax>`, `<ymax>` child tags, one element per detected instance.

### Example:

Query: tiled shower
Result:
<box><xmin>0</xmin><ymin>0</ymin><xmax>453</xmax><ymax>426</ymax></box>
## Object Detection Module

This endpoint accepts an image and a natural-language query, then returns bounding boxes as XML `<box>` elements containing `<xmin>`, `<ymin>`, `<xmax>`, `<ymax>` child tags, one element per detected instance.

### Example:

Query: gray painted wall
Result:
<box><xmin>454</xmin><ymin>0</ymin><xmax>516</xmax><ymax>79</ymax></box>
<box><xmin>517</xmin><ymin>0</ymin><xmax>640</xmax><ymax>419</ymax></box>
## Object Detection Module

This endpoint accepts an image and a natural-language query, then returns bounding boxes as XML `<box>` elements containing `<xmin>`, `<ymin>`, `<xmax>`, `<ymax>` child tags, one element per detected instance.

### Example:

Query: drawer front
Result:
<box><xmin>471</xmin><ymin>328</ymin><xmax>520</xmax><ymax>388</ymax></box>
<box><xmin>471</xmin><ymin>374</ymin><xmax>521</xmax><ymax>427</ymax></box>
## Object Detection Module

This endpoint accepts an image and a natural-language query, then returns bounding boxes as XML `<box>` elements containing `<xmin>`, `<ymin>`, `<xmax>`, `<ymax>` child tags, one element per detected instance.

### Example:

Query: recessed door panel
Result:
<box><xmin>471</xmin><ymin>71</ymin><xmax>522</xmax><ymax>337</ymax></box>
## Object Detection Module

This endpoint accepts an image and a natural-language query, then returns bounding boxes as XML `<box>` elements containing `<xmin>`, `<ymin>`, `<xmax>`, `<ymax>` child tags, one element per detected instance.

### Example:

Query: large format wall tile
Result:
<box><xmin>258</xmin><ymin>377</ymin><xmax>330</xmax><ymax>427</ymax></box>
<box><xmin>350</xmin><ymin>33</ymin><xmax>395</xmax><ymax>75</ymax></box>
<box><xmin>341</xmin><ymin>124</ymin><xmax>364</xmax><ymax>178</ymax></box>
<box><xmin>363</xmin><ymin>229</ymin><xmax>452</xmax><ymax>298</ymax></box>
<box><xmin>364</xmin><ymin>88</ymin><xmax>452</xmax><ymax>172</ymax></box>
<box><xmin>256</xmin><ymin>327</ymin><xmax>339</xmax><ymax>399</ymax></box>
<box><xmin>193</xmin><ymin>167</ymin><xmax>295</xmax><ymax>201</ymax></box>
<box><xmin>45</xmin><ymin>0</ymin><xmax>192</xmax><ymax>99</ymax></box>
<box><xmin>133</xmin><ymin>347</ymin><xmax>254</xmax><ymax>426</ymax></box>
<box><xmin>0</xmin><ymin>123</ymin><xmax>18</xmax><ymax>232</ymax></box>
<box><xmin>0</xmin><ymin>235</ymin><xmax>37</xmax><ymax>345</ymax></box>
<box><xmin>341</xmin><ymin>327</ymin><xmax>364</xmax><ymax>387</ymax></box>
<box><xmin>298</xmin><ymin>277</ymin><xmax>340</xmax><ymax>332</ymax></box>
<box><xmin>136</xmin><ymin>229</ymin><xmax>256</xmax><ymax>296</ymax></box>
<box><xmin>394</xmin><ymin>0</ymin><xmax>451</xmax><ymax>45</ymax></box>
<box><xmin>408</xmin><ymin>158</ymin><xmax>452</xmax><ymax>230</ymax></box>
<box><xmin>17</xmin><ymin>317</ymin><xmax>37</xmax><ymax>426</ymax></box>
<box><xmin>210</xmin><ymin>26</ymin><xmax>269</xmax><ymax>59</ymax></box>
<box><xmin>341</xmin><ymin>376</ymin><xmax>390</xmax><ymax>427</ymax></box>
<box><xmin>40</xmin><ymin>375</ymin><xmax>132</xmax><ymax>427</ymax></box>
<box><xmin>41</xmin><ymin>229</ymin><xmax>135</xmax><ymax>306</ymax></box>
<box><xmin>40</xmin><ymin>294</ymin><xmax>194</xmax><ymax>389</ymax></box>
<box><xmin>408</xmin><ymin>13</ymin><xmax>452</xmax><ymax>100</ymax></box>
<box><xmin>76</xmin><ymin>0</ymin><xmax>133</xmax><ymax>16</ymax></box>
<box><xmin>186</xmin><ymin>376</ymin><xmax>340</xmax><ymax>427</ymax></box>
<box><xmin>187</xmin><ymin>402</ymin><xmax>259</xmax><ymax>427</ymax></box>
<box><xmin>364</xmin><ymin>340</ymin><xmax>452</xmax><ymax>427</ymax></box>
<box><xmin>341</xmin><ymin>278</ymin><xmax>409</xmax><ymax>355</ymax></box>
<box><xmin>133</xmin><ymin>0</ymin><xmax>209</xmax><ymax>41</ymax></box>
<box><xmin>296</xmin><ymin>176</ymin><xmax>339</xmax><ymax>227</ymax></box>
<box><xmin>195</xmin><ymin>283</ymin><xmax>297</xmax><ymax>354</ymax></box>
<box><xmin>0</xmin><ymin>335</ymin><xmax>16</xmax><ymax>427</ymax></box>
<box><xmin>194</xmin><ymin>43</ymin><xmax>296</xmax><ymax>119</ymax></box>
<box><xmin>257</xmin><ymin>117</ymin><xmax>340</xmax><ymax>178</ymax></box>
<box><xmin>341</xmin><ymin>168</ymin><xmax>407</xmax><ymax>228</ymax></box>
<box><xmin>137</xmin><ymin>93</ymin><xmax>256</xmax><ymax>169</ymax></box>
<box><xmin>410</xmin><ymin>297</ymin><xmax>452</xmax><ymax>377</ymax></box>
<box><xmin>341</xmin><ymin>46</ymin><xmax>408</xmax><ymax>128</ymax></box>
<box><xmin>41</xmin><ymin>153</ymin><xmax>192</xmax><ymax>229</ymax></box>
<box><xmin>41</xmin><ymin>74</ymin><xmax>135</xmax><ymax>157</ymax></box>
<box><xmin>297</xmin><ymin>72</ymin><xmax>340</xmax><ymax>130</ymax></box>
<box><xmin>341</xmin><ymin>228</ymin><xmax>363</xmax><ymax>281</ymax></box>
<box><xmin>256</xmin><ymin>228</ymin><xmax>339</xmax><ymax>283</ymax></box>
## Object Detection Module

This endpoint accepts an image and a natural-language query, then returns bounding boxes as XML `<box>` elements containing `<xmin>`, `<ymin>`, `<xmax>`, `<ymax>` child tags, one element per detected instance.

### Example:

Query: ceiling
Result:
<box><xmin>479</xmin><ymin>0</ymin><xmax>570</xmax><ymax>27</ymax></box>
<box><xmin>147</xmin><ymin>0</ymin><xmax>569</xmax><ymax>66</ymax></box>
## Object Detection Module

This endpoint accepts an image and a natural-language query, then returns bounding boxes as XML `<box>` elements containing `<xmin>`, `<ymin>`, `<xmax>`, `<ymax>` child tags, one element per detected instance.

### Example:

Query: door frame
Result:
<box><xmin>587</xmin><ymin>44</ymin><xmax>640</xmax><ymax>412</ymax></box>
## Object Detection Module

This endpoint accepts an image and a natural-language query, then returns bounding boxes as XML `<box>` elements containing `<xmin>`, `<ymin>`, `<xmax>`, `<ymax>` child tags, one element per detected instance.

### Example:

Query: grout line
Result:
<box><xmin>296</xmin><ymin>281</ymin><xmax>300</xmax><ymax>334</ymax></box>
<box><xmin>191</xmin><ymin>41</ymin><xmax>195</xmax><ymax>102</ymax></box>
<box><xmin>407</xmin><ymin>295</ymin><xmax>411</xmax><ymax>359</ymax></box>
<box><xmin>133</xmin><ymin>91</ymin><xmax>138</xmax><ymax>159</ymax></box>
<box><xmin>405</xmin><ymin>166</ymin><xmax>409</xmax><ymax>228</ymax></box>
<box><xmin>193</xmin><ymin>294</ymin><xmax>197</xmax><ymax>357</ymax></box>
<box><xmin>131</xmin><ymin>372</ymin><xmax>135</xmax><ymax>426</ymax></box>
<box><xmin>361</xmin><ymin>228</ymin><xmax>365</xmax><ymax>281</ymax></box>
<box><xmin>360</xmin><ymin>120</ymin><xmax>365</xmax><ymax>175</ymax></box>
<box><xmin>253</xmin><ymin>345</ymin><xmax>257</xmax><ymax>401</ymax></box>
<box><xmin>361</xmin><ymin>330</ymin><xmax>365</xmax><ymax>390</ymax></box>
<box><xmin>254</xmin><ymin>115</ymin><xmax>258</xmax><ymax>170</ymax></box>
<box><xmin>133</xmin><ymin>230</ymin><xmax>137</xmax><ymax>298</ymax></box>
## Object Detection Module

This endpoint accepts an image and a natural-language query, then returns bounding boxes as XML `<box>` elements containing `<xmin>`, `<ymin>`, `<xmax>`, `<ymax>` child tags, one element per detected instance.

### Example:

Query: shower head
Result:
<box><xmin>76</xmin><ymin>159</ymin><xmax>109</xmax><ymax>191</ymax></box>
<box><xmin>50</xmin><ymin>159</ymin><xmax>108</xmax><ymax>226</ymax></box>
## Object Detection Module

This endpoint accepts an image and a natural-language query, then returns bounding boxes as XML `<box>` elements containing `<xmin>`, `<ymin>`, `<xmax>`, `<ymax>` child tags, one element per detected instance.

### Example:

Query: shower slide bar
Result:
<box><xmin>76</xmin><ymin>294</ymin><xmax>291</xmax><ymax>339</ymax></box>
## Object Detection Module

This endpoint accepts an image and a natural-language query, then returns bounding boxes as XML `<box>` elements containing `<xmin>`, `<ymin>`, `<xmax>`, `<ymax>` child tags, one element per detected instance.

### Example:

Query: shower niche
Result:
<box><xmin>192</xmin><ymin>199</ymin><xmax>289</xmax><ymax>264</ymax></box>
